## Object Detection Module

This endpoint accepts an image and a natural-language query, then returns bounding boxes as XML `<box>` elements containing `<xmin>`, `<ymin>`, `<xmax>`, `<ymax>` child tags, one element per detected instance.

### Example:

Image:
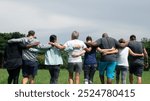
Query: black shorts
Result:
<box><xmin>22</xmin><ymin>60</ymin><xmax>38</xmax><ymax>78</ymax></box>
<box><xmin>129</xmin><ymin>62</ymin><xmax>144</xmax><ymax>77</ymax></box>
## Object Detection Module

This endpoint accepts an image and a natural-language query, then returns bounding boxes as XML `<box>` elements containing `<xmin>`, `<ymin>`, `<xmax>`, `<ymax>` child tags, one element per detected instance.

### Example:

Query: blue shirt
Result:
<box><xmin>38</xmin><ymin>44</ymin><xmax>63</xmax><ymax>65</ymax></box>
<box><xmin>84</xmin><ymin>44</ymin><xmax>97</xmax><ymax>65</ymax></box>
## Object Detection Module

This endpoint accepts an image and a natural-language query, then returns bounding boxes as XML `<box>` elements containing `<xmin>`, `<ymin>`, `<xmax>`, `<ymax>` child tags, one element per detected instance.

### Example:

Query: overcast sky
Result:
<box><xmin>0</xmin><ymin>0</ymin><xmax>149</xmax><ymax>44</ymax></box>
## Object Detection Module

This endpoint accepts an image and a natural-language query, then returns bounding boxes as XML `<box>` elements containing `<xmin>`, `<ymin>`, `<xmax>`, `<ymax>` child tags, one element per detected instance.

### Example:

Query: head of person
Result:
<box><xmin>49</xmin><ymin>35</ymin><xmax>57</xmax><ymax>43</ymax></box>
<box><xmin>102</xmin><ymin>33</ymin><xmax>109</xmax><ymax>38</ymax></box>
<box><xmin>71</xmin><ymin>31</ymin><xmax>79</xmax><ymax>40</ymax></box>
<box><xmin>27</xmin><ymin>30</ymin><xmax>35</xmax><ymax>38</ymax></box>
<box><xmin>86</xmin><ymin>36</ymin><xmax>92</xmax><ymax>43</ymax></box>
<box><xmin>119</xmin><ymin>38</ymin><xmax>126</xmax><ymax>43</ymax></box>
<box><xmin>130</xmin><ymin>35</ymin><xmax>136</xmax><ymax>41</ymax></box>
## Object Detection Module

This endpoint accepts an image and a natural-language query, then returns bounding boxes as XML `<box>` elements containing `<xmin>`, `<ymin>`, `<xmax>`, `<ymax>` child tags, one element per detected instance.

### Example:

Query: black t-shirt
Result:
<box><xmin>4</xmin><ymin>43</ymin><xmax>26</xmax><ymax>69</ymax></box>
<box><xmin>96</xmin><ymin>37</ymin><xmax>120</xmax><ymax>62</ymax></box>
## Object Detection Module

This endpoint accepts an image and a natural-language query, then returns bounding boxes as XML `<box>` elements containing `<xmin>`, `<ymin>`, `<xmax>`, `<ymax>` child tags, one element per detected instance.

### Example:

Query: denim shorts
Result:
<box><xmin>22</xmin><ymin>60</ymin><xmax>38</xmax><ymax>78</ymax></box>
<box><xmin>98</xmin><ymin>61</ymin><xmax>117</xmax><ymax>79</ymax></box>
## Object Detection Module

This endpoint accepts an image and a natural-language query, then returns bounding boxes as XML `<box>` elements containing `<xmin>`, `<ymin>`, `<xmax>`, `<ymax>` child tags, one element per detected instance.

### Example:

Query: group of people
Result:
<box><xmin>3</xmin><ymin>30</ymin><xmax>149</xmax><ymax>84</ymax></box>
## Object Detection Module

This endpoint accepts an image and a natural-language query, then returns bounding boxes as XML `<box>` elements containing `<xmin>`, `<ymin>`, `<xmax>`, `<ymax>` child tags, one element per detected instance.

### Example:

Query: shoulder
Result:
<box><xmin>78</xmin><ymin>40</ymin><xmax>84</xmax><ymax>43</ymax></box>
<box><xmin>124</xmin><ymin>47</ymin><xmax>130</xmax><ymax>50</ymax></box>
<box><xmin>64</xmin><ymin>40</ymin><xmax>71</xmax><ymax>44</ymax></box>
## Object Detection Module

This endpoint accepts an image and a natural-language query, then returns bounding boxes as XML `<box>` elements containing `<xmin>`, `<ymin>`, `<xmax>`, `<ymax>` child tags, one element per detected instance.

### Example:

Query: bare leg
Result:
<box><xmin>75</xmin><ymin>72</ymin><xmax>80</xmax><ymax>84</ymax></box>
<box><xmin>107</xmin><ymin>78</ymin><xmax>112</xmax><ymax>84</ymax></box>
<box><xmin>68</xmin><ymin>72</ymin><xmax>74</xmax><ymax>84</ymax></box>
<box><xmin>137</xmin><ymin>77</ymin><xmax>142</xmax><ymax>84</ymax></box>
<box><xmin>22</xmin><ymin>77</ymin><xmax>29</xmax><ymax>84</ymax></box>
<box><xmin>29</xmin><ymin>75</ymin><xmax>35</xmax><ymax>84</ymax></box>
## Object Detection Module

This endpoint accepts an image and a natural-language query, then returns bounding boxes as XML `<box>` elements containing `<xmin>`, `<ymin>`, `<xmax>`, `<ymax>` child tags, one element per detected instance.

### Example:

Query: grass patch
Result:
<box><xmin>0</xmin><ymin>69</ymin><xmax>150</xmax><ymax>84</ymax></box>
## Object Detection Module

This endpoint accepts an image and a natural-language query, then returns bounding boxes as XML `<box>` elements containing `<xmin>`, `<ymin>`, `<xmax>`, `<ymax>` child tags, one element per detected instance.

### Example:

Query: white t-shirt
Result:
<box><xmin>117</xmin><ymin>47</ymin><xmax>129</xmax><ymax>67</ymax></box>
<box><xmin>64</xmin><ymin>39</ymin><xmax>87</xmax><ymax>63</ymax></box>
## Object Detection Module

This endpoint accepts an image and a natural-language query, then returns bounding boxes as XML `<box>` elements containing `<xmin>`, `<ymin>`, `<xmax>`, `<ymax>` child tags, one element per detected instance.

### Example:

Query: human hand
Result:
<box><xmin>74</xmin><ymin>44</ymin><xmax>81</xmax><ymax>49</ymax></box>
<box><xmin>32</xmin><ymin>42</ymin><xmax>40</xmax><ymax>46</ymax></box>
<box><xmin>72</xmin><ymin>52</ymin><xmax>80</xmax><ymax>57</ymax></box>
<box><xmin>48</xmin><ymin>42</ymin><xmax>55</xmax><ymax>46</ymax></box>
<box><xmin>144</xmin><ymin>62</ymin><xmax>149</xmax><ymax>69</ymax></box>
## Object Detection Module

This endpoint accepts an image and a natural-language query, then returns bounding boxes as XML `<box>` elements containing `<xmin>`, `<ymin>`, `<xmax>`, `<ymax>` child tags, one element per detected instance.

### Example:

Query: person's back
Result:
<box><xmin>65</xmin><ymin>39</ymin><xmax>86</xmax><ymax>63</ymax></box>
<box><xmin>45</xmin><ymin>45</ymin><xmax>63</xmax><ymax>65</ymax></box>
<box><xmin>98</xmin><ymin>37</ymin><xmax>120</xmax><ymax>62</ymax></box>
<box><xmin>21</xmin><ymin>37</ymin><xmax>39</xmax><ymax>62</ymax></box>
<box><xmin>84</xmin><ymin>43</ymin><xmax>97</xmax><ymax>65</ymax></box>
<box><xmin>4</xmin><ymin>43</ymin><xmax>22</xmax><ymax>61</ymax></box>
<box><xmin>8</xmin><ymin>36</ymin><xmax>39</xmax><ymax>62</ymax></box>
<box><xmin>117</xmin><ymin>47</ymin><xmax>129</xmax><ymax>67</ymax></box>
<box><xmin>128</xmin><ymin>41</ymin><xmax>144</xmax><ymax>61</ymax></box>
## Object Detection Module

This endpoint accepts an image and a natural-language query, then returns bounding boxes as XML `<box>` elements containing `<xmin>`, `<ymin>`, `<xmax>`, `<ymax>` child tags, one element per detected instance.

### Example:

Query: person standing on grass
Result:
<box><xmin>8</xmin><ymin>30</ymin><xmax>40</xmax><ymax>84</ymax></box>
<box><xmin>38</xmin><ymin>35</ymin><xmax>63</xmax><ymax>84</ymax></box>
<box><xmin>50</xmin><ymin>31</ymin><xmax>87</xmax><ymax>84</ymax></box>
<box><xmin>128</xmin><ymin>35</ymin><xmax>148</xmax><ymax>84</ymax></box>
<box><xmin>71</xmin><ymin>36</ymin><xmax>97</xmax><ymax>84</ymax></box>
<box><xmin>83</xmin><ymin>36</ymin><xmax>97</xmax><ymax>84</ymax></box>
<box><xmin>4</xmin><ymin>33</ymin><xmax>27</xmax><ymax>84</ymax></box>
<box><xmin>89</xmin><ymin>33</ymin><xmax>128</xmax><ymax>84</ymax></box>
<box><xmin>116</xmin><ymin>38</ymin><xmax>144</xmax><ymax>84</ymax></box>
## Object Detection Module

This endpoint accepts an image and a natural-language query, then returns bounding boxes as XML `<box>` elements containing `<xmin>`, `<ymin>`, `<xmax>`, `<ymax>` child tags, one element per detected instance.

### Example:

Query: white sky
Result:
<box><xmin>0</xmin><ymin>0</ymin><xmax>150</xmax><ymax>44</ymax></box>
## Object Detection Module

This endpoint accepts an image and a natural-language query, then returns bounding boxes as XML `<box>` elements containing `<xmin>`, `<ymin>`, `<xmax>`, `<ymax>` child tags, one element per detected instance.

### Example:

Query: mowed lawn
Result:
<box><xmin>0</xmin><ymin>69</ymin><xmax>150</xmax><ymax>84</ymax></box>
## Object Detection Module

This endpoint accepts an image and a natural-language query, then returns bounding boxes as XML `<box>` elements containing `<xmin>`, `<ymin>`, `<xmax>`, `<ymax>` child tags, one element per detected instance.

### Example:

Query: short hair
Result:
<box><xmin>102</xmin><ymin>33</ymin><xmax>108</xmax><ymax>38</ymax></box>
<box><xmin>130</xmin><ymin>35</ymin><xmax>136</xmax><ymax>41</ymax></box>
<box><xmin>49</xmin><ymin>35</ymin><xmax>57</xmax><ymax>42</ymax></box>
<box><xmin>72</xmin><ymin>31</ymin><xmax>79</xmax><ymax>39</ymax></box>
<box><xmin>86</xmin><ymin>36</ymin><xmax>92</xmax><ymax>41</ymax></box>
<box><xmin>27</xmin><ymin>30</ymin><xmax>35</xmax><ymax>37</ymax></box>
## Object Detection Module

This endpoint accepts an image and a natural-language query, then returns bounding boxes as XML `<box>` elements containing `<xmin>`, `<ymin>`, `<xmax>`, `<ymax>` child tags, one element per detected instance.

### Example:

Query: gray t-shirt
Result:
<box><xmin>128</xmin><ymin>41</ymin><xmax>144</xmax><ymax>62</ymax></box>
<box><xmin>96</xmin><ymin>37</ymin><xmax>120</xmax><ymax>62</ymax></box>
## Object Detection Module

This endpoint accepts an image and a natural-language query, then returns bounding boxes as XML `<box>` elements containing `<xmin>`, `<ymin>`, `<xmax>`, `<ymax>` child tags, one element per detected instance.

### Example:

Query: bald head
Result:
<box><xmin>102</xmin><ymin>33</ymin><xmax>108</xmax><ymax>38</ymax></box>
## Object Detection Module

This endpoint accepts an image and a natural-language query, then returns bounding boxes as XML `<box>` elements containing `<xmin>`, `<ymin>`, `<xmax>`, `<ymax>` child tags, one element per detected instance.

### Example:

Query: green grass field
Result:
<box><xmin>0</xmin><ymin>69</ymin><xmax>150</xmax><ymax>84</ymax></box>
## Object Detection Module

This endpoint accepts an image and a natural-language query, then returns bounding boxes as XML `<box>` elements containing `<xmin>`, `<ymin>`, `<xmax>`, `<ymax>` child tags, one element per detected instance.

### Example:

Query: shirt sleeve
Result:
<box><xmin>64</xmin><ymin>41</ymin><xmax>68</xmax><ymax>47</ymax></box>
<box><xmin>95</xmin><ymin>39</ymin><xmax>101</xmax><ymax>46</ymax></box>
<box><xmin>37</xmin><ymin>44</ymin><xmax>52</xmax><ymax>49</ymax></box>
<box><xmin>8</xmin><ymin>38</ymin><xmax>24</xmax><ymax>43</ymax></box>
<box><xmin>29</xmin><ymin>48</ymin><xmax>40</xmax><ymax>52</ymax></box>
